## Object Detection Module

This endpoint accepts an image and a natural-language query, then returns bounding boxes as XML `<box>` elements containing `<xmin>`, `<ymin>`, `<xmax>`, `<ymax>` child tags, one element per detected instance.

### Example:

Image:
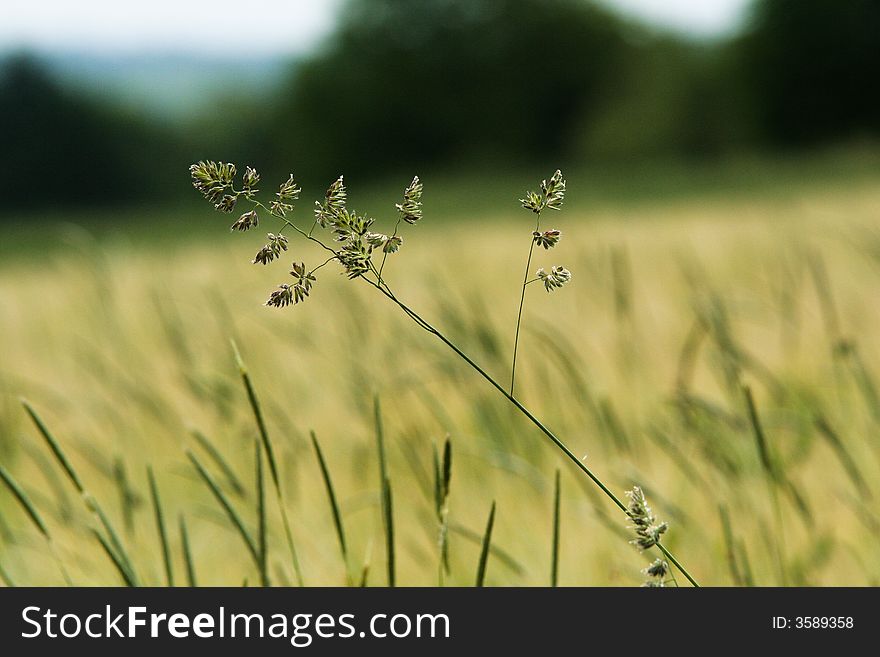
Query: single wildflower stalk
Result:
<box><xmin>510</xmin><ymin>170</ymin><xmax>567</xmax><ymax>397</ymax></box>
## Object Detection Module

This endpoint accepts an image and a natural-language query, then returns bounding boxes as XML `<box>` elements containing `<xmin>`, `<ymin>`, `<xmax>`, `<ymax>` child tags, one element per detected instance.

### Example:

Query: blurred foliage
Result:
<box><xmin>738</xmin><ymin>0</ymin><xmax>880</xmax><ymax>145</ymax></box>
<box><xmin>265</xmin><ymin>0</ymin><xmax>637</xmax><ymax>180</ymax></box>
<box><xmin>0</xmin><ymin>55</ymin><xmax>186</xmax><ymax>209</ymax></box>
<box><xmin>0</xmin><ymin>0</ymin><xmax>878</xmax><ymax>214</ymax></box>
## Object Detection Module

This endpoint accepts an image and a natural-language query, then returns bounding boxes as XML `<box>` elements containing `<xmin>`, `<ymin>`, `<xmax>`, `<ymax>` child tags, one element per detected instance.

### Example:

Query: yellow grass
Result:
<box><xmin>1</xmin><ymin>177</ymin><xmax>879</xmax><ymax>585</ymax></box>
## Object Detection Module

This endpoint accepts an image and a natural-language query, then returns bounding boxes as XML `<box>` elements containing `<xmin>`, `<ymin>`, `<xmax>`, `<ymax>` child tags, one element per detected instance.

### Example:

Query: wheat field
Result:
<box><xmin>1</xmin><ymin>171</ymin><xmax>879</xmax><ymax>586</ymax></box>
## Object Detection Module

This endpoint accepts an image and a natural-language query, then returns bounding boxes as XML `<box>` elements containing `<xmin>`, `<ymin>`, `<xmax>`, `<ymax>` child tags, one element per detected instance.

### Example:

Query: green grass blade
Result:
<box><xmin>374</xmin><ymin>397</ymin><xmax>395</xmax><ymax>586</ymax></box>
<box><xmin>255</xmin><ymin>438</ymin><xmax>269</xmax><ymax>587</ymax></box>
<box><xmin>743</xmin><ymin>386</ymin><xmax>777</xmax><ymax>481</ymax></box>
<box><xmin>475</xmin><ymin>501</ymin><xmax>496</xmax><ymax>587</ymax></box>
<box><xmin>22</xmin><ymin>400</ymin><xmax>136</xmax><ymax>585</ymax></box>
<box><xmin>449</xmin><ymin>522</ymin><xmax>524</xmax><ymax>576</ymax></box>
<box><xmin>112</xmin><ymin>458</ymin><xmax>136</xmax><ymax>534</ymax></box>
<box><xmin>179</xmin><ymin>514</ymin><xmax>197</xmax><ymax>587</ymax></box>
<box><xmin>442</xmin><ymin>438</ymin><xmax>452</xmax><ymax>503</ymax></box>
<box><xmin>719</xmin><ymin>504</ymin><xmax>744</xmax><ymax>586</ymax></box>
<box><xmin>191</xmin><ymin>429</ymin><xmax>245</xmax><ymax>497</ymax></box>
<box><xmin>232</xmin><ymin>340</ymin><xmax>279</xmax><ymax>488</ymax></box>
<box><xmin>737</xmin><ymin>539</ymin><xmax>755</xmax><ymax>587</ymax></box>
<box><xmin>232</xmin><ymin>340</ymin><xmax>303</xmax><ymax>586</ymax></box>
<box><xmin>815</xmin><ymin>415</ymin><xmax>870</xmax><ymax>498</ymax></box>
<box><xmin>743</xmin><ymin>386</ymin><xmax>787</xmax><ymax>585</ymax></box>
<box><xmin>374</xmin><ymin>396</ymin><xmax>388</xmax><ymax>483</ymax></box>
<box><xmin>551</xmin><ymin>469</ymin><xmax>560</xmax><ymax>587</ymax></box>
<box><xmin>382</xmin><ymin>476</ymin><xmax>395</xmax><ymax>587</ymax></box>
<box><xmin>186</xmin><ymin>449</ymin><xmax>260</xmax><ymax>569</ymax></box>
<box><xmin>21</xmin><ymin>399</ymin><xmax>84</xmax><ymax>493</ymax></box>
<box><xmin>92</xmin><ymin>529</ymin><xmax>136</xmax><ymax>587</ymax></box>
<box><xmin>87</xmin><ymin>496</ymin><xmax>138</xmax><ymax>584</ymax></box>
<box><xmin>358</xmin><ymin>540</ymin><xmax>372</xmax><ymax>588</ymax></box>
<box><xmin>432</xmin><ymin>442</ymin><xmax>442</xmax><ymax>519</ymax></box>
<box><xmin>436</xmin><ymin>437</ymin><xmax>452</xmax><ymax>581</ymax></box>
<box><xmin>0</xmin><ymin>561</ymin><xmax>14</xmax><ymax>587</ymax></box>
<box><xmin>0</xmin><ymin>463</ymin><xmax>49</xmax><ymax>537</ymax></box>
<box><xmin>311</xmin><ymin>431</ymin><xmax>348</xmax><ymax>569</ymax></box>
<box><xmin>147</xmin><ymin>466</ymin><xmax>174</xmax><ymax>587</ymax></box>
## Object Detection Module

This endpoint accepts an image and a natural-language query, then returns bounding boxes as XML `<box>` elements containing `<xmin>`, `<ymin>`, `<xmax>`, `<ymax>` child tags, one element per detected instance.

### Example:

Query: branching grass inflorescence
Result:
<box><xmin>188</xmin><ymin>161</ymin><xmax>700</xmax><ymax>587</ymax></box>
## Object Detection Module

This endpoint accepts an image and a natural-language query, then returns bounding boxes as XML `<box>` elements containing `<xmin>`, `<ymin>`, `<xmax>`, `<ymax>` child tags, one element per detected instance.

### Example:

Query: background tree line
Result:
<box><xmin>1</xmin><ymin>0</ymin><xmax>877</xmax><ymax>211</ymax></box>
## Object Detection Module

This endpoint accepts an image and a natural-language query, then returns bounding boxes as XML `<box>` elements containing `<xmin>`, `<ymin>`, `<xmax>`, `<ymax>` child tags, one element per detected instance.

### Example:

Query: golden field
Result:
<box><xmin>1</xmin><ymin>167</ymin><xmax>879</xmax><ymax>586</ymax></box>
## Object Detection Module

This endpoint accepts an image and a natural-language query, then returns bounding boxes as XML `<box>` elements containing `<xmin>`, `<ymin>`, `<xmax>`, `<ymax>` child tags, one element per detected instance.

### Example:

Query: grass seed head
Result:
<box><xmin>396</xmin><ymin>176</ymin><xmax>423</xmax><ymax>225</ymax></box>
<box><xmin>231</xmin><ymin>209</ymin><xmax>259</xmax><ymax>232</ymax></box>
<box><xmin>626</xmin><ymin>486</ymin><xmax>668</xmax><ymax>551</ymax></box>
<box><xmin>537</xmin><ymin>266</ymin><xmax>571</xmax><ymax>292</ymax></box>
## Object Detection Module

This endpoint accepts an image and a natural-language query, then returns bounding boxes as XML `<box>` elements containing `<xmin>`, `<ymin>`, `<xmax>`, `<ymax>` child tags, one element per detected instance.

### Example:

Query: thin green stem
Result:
<box><xmin>511</xmin><ymin>218</ymin><xmax>541</xmax><ymax>396</ymax></box>
<box><xmin>378</xmin><ymin>216</ymin><xmax>403</xmax><ymax>282</ymax></box>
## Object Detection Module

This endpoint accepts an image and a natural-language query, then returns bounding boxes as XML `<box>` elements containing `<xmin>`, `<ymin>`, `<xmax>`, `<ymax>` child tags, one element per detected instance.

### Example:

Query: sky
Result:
<box><xmin>1</xmin><ymin>0</ymin><xmax>751</xmax><ymax>56</ymax></box>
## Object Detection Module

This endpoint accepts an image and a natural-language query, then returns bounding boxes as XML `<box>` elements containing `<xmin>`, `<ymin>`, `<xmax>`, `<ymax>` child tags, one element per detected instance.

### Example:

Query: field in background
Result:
<box><xmin>1</xmin><ymin>164</ymin><xmax>879</xmax><ymax>586</ymax></box>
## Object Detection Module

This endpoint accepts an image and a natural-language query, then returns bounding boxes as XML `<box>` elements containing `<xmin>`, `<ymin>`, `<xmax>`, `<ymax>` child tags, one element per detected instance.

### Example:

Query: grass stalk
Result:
<box><xmin>186</xmin><ymin>449</ymin><xmax>260</xmax><ymax>570</ymax></box>
<box><xmin>510</xmin><ymin>216</ymin><xmax>540</xmax><ymax>396</ymax></box>
<box><xmin>255</xmin><ymin>438</ymin><xmax>269</xmax><ymax>587</ymax></box>
<box><xmin>190</xmin><ymin>429</ymin><xmax>246</xmax><ymax>497</ymax></box>
<box><xmin>92</xmin><ymin>529</ymin><xmax>136</xmax><ymax>587</ymax></box>
<box><xmin>147</xmin><ymin>466</ymin><xmax>174</xmax><ymax>586</ymax></box>
<box><xmin>0</xmin><ymin>463</ymin><xmax>73</xmax><ymax>585</ymax></box>
<box><xmin>475</xmin><ymin>501</ymin><xmax>496</xmax><ymax>587</ymax></box>
<box><xmin>232</xmin><ymin>340</ymin><xmax>304</xmax><ymax>586</ymax></box>
<box><xmin>551</xmin><ymin>469</ymin><xmax>561</xmax><ymax>587</ymax></box>
<box><xmin>311</xmin><ymin>431</ymin><xmax>350</xmax><ymax>581</ymax></box>
<box><xmin>743</xmin><ymin>385</ymin><xmax>787</xmax><ymax>585</ymax></box>
<box><xmin>22</xmin><ymin>399</ymin><xmax>137</xmax><ymax>585</ymax></box>
<box><xmin>374</xmin><ymin>397</ymin><xmax>395</xmax><ymax>587</ymax></box>
<box><xmin>179</xmin><ymin>515</ymin><xmax>197</xmax><ymax>586</ymax></box>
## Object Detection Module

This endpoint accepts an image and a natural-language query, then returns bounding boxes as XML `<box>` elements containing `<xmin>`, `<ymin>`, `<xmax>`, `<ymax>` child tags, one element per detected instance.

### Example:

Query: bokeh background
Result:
<box><xmin>1</xmin><ymin>1</ymin><xmax>879</xmax><ymax>586</ymax></box>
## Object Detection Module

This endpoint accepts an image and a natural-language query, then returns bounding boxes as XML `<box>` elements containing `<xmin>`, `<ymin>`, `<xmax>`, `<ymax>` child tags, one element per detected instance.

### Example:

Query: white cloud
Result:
<box><xmin>603</xmin><ymin>0</ymin><xmax>750</xmax><ymax>36</ymax></box>
<box><xmin>0</xmin><ymin>0</ymin><xmax>749</xmax><ymax>56</ymax></box>
<box><xmin>0</xmin><ymin>0</ymin><xmax>343</xmax><ymax>55</ymax></box>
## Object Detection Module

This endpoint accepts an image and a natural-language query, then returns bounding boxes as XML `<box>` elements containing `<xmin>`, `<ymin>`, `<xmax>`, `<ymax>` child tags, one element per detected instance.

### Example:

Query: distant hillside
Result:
<box><xmin>35</xmin><ymin>52</ymin><xmax>292</xmax><ymax>121</ymax></box>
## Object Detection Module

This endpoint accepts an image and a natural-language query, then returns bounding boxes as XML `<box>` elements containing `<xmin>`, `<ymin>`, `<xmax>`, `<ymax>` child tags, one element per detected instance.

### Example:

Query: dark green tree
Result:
<box><xmin>740</xmin><ymin>0</ymin><xmax>880</xmax><ymax>145</ymax></box>
<box><xmin>266</xmin><ymin>0</ymin><xmax>637</xmax><ymax>181</ymax></box>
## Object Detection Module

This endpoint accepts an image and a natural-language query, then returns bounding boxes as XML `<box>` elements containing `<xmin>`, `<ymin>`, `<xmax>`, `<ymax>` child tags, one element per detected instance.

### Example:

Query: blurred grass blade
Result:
<box><xmin>475</xmin><ymin>501</ymin><xmax>496</xmax><ymax>587</ymax></box>
<box><xmin>21</xmin><ymin>399</ymin><xmax>84</xmax><ymax>493</ymax></box>
<box><xmin>719</xmin><ymin>504</ymin><xmax>744</xmax><ymax>586</ymax></box>
<box><xmin>186</xmin><ymin>449</ymin><xmax>260</xmax><ymax>569</ymax></box>
<box><xmin>815</xmin><ymin>416</ymin><xmax>870</xmax><ymax>497</ymax></box>
<box><xmin>743</xmin><ymin>386</ymin><xmax>777</xmax><ymax>481</ymax></box>
<box><xmin>191</xmin><ymin>429</ymin><xmax>245</xmax><ymax>497</ymax></box>
<box><xmin>358</xmin><ymin>540</ymin><xmax>373</xmax><ymax>588</ymax></box>
<box><xmin>92</xmin><ymin>529</ymin><xmax>136</xmax><ymax>587</ymax></box>
<box><xmin>311</xmin><ymin>431</ymin><xmax>348</xmax><ymax>572</ymax></box>
<box><xmin>375</xmin><ymin>397</ymin><xmax>394</xmax><ymax>586</ymax></box>
<box><xmin>232</xmin><ymin>340</ymin><xmax>279</xmax><ymax>487</ymax></box>
<box><xmin>551</xmin><ymin>469</ymin><xmax>560</xmax><ymax>587</ymax></box>
<box><xmin>0</xmin><ymin>562</ymin><xmax>14</xmax><ymax>587</ymax></box>
<box><xmin>232</xmin><ymin>340</ymin><xmax>303</xmax><ymax>586</ymax></box>
<box><xmin>255</xmin><ymin>439</ymin><xmax>269</xmax><ymax>587</ymax></box>
<box><xmin>439</xmin><ymin>438</ymin><xmax>452</xmax><ymax>580</ymax></box>
<box><xmin>0</xmin><ymin>463</ymin><xmax>49</xmax><ymax>538</ymax></box>
<box><xmin>382</xmin><ymin>477</ymin><xmax>395</xmax><ymax>588</ymax></box>
<box><xmin>743</xmin><ymin>386</ymin><xmax>787</xmax><ymax>585</ymax></box>
<box><xmin>147</xmin><ymin>466</ymin><xmax>174</xmax><ymax>587</ymax></box>
<box><xmin>179</xmin><ymin>515</ymin><xmax>197</xmax><ymax>587</ymax></box>
<box><xmin>22</xmin><ymin>399</ymin><xmax>135</xmax><ymax>585</ymax></box>
<box><xmin>449</xmin><ymin>523</ymin><xmax>524</xmax><ymax>575</ymax></box>
<box><xmin>88</xmin><ymin>496</ymin><xmax>137</xmax><ymax>583</ymax></box>
<box><xmin>113</xmin><ymin>458</ymin><xmax>136</xmax><ymax>534</ymax></box>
